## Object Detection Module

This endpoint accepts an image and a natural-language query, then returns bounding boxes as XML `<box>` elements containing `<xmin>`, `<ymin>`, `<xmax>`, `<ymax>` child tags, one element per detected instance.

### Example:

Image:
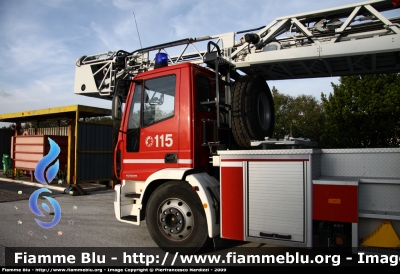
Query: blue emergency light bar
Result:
<box><xmin>154</xmin><ymin>52</ymin><xmax>168</xmax><ymax>69</ymax></box>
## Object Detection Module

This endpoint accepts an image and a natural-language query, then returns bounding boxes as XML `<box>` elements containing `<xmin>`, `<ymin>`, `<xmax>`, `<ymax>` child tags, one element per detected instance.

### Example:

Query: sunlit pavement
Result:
<box><xmin>0</xmin><ymin>170</ymin><xmax>109</xmax><ymax>203</ymax></box>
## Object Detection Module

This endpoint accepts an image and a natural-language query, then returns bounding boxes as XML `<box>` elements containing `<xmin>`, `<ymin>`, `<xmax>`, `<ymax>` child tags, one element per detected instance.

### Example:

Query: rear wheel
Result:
<box><xmin>146</xmin><ymin>181</ymin><xmax>209</xmax><ymax>254</ymax></box>
<box><xmin>231</xmin><ymin>76</ymin><xmax>275</xmax><ymax>148</ymax></box>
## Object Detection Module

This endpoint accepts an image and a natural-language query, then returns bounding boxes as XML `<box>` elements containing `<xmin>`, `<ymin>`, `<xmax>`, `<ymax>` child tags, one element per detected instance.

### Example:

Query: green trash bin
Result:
<box><xmin>2</xmin><ymin>154</ymin><xmax>11</xmax><ymax>172</ymax></box>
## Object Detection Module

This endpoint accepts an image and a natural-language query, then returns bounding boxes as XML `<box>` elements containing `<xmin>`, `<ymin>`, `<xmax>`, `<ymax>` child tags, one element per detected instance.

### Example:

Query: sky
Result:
<box><xmin>0</xmin><ymin>0</ymin><xmax>397</xmax><ymax>127</ymax></box>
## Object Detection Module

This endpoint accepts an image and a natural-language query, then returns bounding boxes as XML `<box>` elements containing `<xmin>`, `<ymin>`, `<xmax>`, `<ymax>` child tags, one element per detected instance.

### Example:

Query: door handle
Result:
<box><xmin>164</xmin><ymin>153</ymin><xmax>177</xmax><ymax>163</ymax></box>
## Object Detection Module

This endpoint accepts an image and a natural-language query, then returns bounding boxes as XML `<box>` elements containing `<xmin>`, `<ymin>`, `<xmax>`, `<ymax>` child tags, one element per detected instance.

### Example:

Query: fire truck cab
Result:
<box><xmin>112</xmin><ymin>58</ymin><xmax>276</xmax><ymax>253</ymax></box>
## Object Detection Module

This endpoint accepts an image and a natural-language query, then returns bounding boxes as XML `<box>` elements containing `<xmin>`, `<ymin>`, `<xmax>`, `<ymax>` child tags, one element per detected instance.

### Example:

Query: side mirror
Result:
<box><xmin>149</xmin><ymin>93</ymin><xmax>164</xmax><ymax>105</ymax></box>
<box><xmin>112</xmin><ymin>95</ymin><xmax>122</xmax><ymax>120</ymax></box>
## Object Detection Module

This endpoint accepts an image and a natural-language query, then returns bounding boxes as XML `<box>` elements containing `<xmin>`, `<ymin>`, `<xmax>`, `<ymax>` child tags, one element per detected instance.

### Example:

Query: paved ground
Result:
<box><xmin>0</xmin><ymin>169</ymin><xmax>109</xmax><ymax>203</ymax></box>
<box><xmin>0</xmin><ymin>183</ymin><xmax>39</xmax><ymax>202</ymax></box>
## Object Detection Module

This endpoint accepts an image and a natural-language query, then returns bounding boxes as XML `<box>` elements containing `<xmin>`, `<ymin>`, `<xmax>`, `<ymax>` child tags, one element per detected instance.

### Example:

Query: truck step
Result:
<box><xmin>124</xmin><ymin>192</ymin><xmax>141</xmax><ymax>198</ymax></box>
<box><xmin>121</xmin><ymin>215</ymin><xmax>137</xmax><ymax>222</ymax></box>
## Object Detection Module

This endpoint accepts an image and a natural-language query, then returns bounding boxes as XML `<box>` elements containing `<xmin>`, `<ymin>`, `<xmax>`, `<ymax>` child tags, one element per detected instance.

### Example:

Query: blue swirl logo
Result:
<box><xmin>29</xmin><ymin>137</ymin><xmax>62</xmax><ymax>229</ymax></box>
<box><xmin>29</xmin><ymin>188</ymin><xmax>62</xmax><ymax>228</ymax></box>
<box><xmin>35</xmin><ymin>138</ymin><xmax>60</xmax><ymax>185</ymax></box>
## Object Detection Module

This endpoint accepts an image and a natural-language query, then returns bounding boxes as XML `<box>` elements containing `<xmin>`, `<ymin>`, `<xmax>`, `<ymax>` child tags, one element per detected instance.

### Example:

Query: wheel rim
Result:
<box><xmin>158</xmin><ymin>198</ymin><xmax>194</xmax><ymax>241</ymax></box>
<box><xmin>257</xmin><ymin>92</ymin><xmax>271</xmax><ymax>130</ymax></box>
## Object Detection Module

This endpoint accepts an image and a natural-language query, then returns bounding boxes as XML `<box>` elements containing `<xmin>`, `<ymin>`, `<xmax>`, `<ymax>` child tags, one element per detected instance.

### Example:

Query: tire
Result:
<box><xmin>146</xmin><ymin>181</ymin><xmax>209</xmax><ymax>254</ymax></box>
<box><xmin>5</xmin><ymin>168</ymin><xmax>12</xmax><ymax>178</ymax></box>
<box><xmin>231</xmin><ymin>75</ymin><xmax>275</xmax><ymax>148</ymax></box>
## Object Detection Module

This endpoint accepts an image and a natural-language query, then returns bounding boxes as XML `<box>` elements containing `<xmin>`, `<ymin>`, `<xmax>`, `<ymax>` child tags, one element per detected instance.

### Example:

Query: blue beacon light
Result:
<box><xmin>154</xmin><ymin>52</ymin><xmax>168</xmax><ymax>68</ymax></box>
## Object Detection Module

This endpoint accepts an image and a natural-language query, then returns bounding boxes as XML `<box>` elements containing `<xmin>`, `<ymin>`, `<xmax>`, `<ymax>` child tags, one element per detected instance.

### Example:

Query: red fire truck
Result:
<box><xmin>74</xmin><ymin>0</ymin><xmax>400</xmax><ymax>254</ymax></box>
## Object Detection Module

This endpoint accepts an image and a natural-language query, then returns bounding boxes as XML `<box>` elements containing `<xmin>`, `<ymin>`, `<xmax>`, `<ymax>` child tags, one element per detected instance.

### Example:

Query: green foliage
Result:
<box><xmin>321</xmin><ymin>74</ymin><xmax>400</xmax><ymax>148</ymax></box>
<box><xmin>1</xmin><ymin>125</ymin><xmax>13</xmax><ymax>129</ymax></box>
<box><xmin>21</xmin><ymin>117</ymin><xmax>115</xmax><ymax>128</ymax></box>
<box><xmin>272</xmin><ymin>87</ymin><xmax>324</xmax><ymax>144</ymax></box>
<box><xmin>23</xmin><ymin>120</ymin><xmax>70</xmax><ymax>129</ymax></box>
<box><xmin>57</xmin><ymin>164</ymin><xmax>68</xmax><ymax>180</ymax></box>
<box><xmin>81</xmin><ymin>116</ymin><xmax>114</xmax><ymax>124</ymax></box>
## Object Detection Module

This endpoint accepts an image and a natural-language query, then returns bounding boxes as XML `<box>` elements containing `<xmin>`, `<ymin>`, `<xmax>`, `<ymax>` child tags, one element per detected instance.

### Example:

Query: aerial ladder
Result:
<box><xmin>75</xmin><ymin>0</ymin><xmax>400</xmax><ymax>99</ymax></box>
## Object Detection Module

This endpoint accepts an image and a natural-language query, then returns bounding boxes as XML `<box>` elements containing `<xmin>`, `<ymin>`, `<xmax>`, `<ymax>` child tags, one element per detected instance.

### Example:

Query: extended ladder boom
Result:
<box><xmin>74</xmin><ymin>0</ymin><xmax>400</xmax><ymax>99</ymax></box>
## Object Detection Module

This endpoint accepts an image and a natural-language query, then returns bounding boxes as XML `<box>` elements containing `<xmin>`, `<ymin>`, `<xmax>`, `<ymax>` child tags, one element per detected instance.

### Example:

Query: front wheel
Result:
<box><xmin>146</xmin><ymin>181</ymin><xmax>209</xmax><ymax>254</ymax></box>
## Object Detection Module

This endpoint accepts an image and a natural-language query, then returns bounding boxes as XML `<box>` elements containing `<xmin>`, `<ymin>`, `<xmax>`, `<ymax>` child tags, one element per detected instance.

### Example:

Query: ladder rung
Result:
<box><xmin>208</xmin><ymin>78</ymin><xmax>233</xmax><ymax>86</ymax></box>
<box><xmin>200</xmin><ymin>101</ymin><xmax>231</xmax><ymax>109</ymax></box>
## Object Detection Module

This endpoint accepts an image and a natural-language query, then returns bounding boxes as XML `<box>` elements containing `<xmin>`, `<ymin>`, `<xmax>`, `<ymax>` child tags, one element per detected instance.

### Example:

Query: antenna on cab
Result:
<box><xmin>133</xmin><ymin>12</ymin><xmax>143</xmax><ymax>49</ymax></box>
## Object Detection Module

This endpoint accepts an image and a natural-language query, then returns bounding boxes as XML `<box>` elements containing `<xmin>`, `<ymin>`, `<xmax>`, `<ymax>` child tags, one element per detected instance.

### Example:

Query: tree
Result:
<box><xmin>321</xmin><ymin>73</ymin><xmax>400</xmax><ymax>148</ymax></box>
<box><xmin>22</xmin><ymin>120</ymin><xmax>70</xmax><ymax>129</ymax></box>
<box><xmin>1</xmin><ymin>124</ymin><xmax>13</xmax><ymax>129</ymax></box>
<box><xmin>272</xmin><ymin>86</ymin><xmax>293</xmax><ymax>139</ymax></box>
<box><xmin>81</xmin><ymin>116</ymin><xmax>114</xmax><ymax>124</ymax></box>
<box><xmin>272</xmin><ymin>87</ymin><xmax>324</xmax><ymax>144</ymax></box>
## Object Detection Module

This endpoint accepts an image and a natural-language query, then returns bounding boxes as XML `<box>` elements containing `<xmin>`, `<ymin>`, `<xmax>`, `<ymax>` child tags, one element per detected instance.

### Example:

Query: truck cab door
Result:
<box><xmin>120</xmin><ymin>69</ymin><xmax>181</xmax><ymax>181</ymax></box>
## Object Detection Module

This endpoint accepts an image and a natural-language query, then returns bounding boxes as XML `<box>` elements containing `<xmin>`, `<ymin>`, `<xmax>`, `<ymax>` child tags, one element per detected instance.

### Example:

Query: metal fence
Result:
<box><xmin>26</xmin><ymin>127</ymin><xmax>68</xmax><ymax>136</ymax></box>
<box><xmin>76</xmin><ymin>122</ymin><xmax>114</xmax><ymax>183</ymax></box>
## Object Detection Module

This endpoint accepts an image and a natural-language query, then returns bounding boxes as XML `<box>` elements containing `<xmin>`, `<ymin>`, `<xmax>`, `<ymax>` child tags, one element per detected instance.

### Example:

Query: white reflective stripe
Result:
<box><xmin>177</xmin><ymin>159</ymin><xmax>192</xmax><ymax>164</ymax></box>
<box><xmin>123</xmin><ymin>159</ymin><xmax>163</xmax><ymax>164</ymax></box>
<box><xmin>123</xmin><ymin>159</ymin><xmax>192</xmax><ymax>164</ymax></box>
<box><xmin>221</xmin><ymin>161</ymin><xmax>243</xmax><ymax>167</ymax></box>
